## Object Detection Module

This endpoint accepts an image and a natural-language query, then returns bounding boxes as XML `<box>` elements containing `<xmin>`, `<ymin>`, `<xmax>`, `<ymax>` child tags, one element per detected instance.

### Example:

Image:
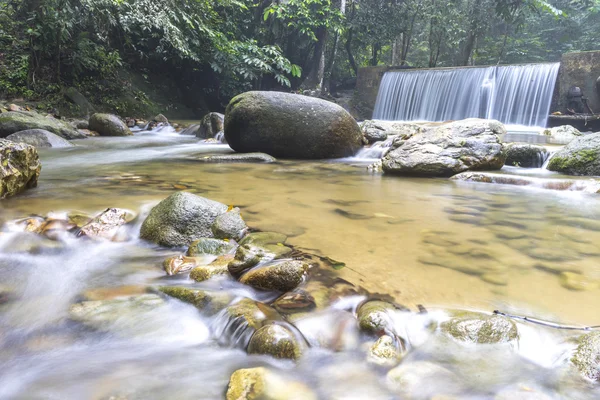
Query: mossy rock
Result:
<box><xmin>226</xmin><ymin>367</ymin><xmax>317</xmax><ymax>400</ymax></box>
<box><xmin>0</xmin><ymin>111</ymin><xmax>84</xmax><ymax>139</ymax></box>
<box><xmin>571</xmin><ymin>331</ymin><xmax>600</xmax><ymax>381</ymax></box>
<box><xmin>440</xmin><ymin>311</ymin><xmax>518</xmax><ymax>344</ymax></box>
<box><xmin>225</xmin><ymin>298</ymin><xmax>282</xmax><ymax>331</ymax></box>
<box><xmin>0</xmin><ymin>139</ymin><xmax>41</xmax><ymax>199</ymax></box>
<box><xmin>247</xmin><ymin>323</ymin><xmax>305</xmax><ymax>360</ymax></box>
<box><xmin>186</xmin><ymin>238</ymin><xmax>235</xmax><ymax>257</ymax></box>
<box><xmin>228</xmin><ymin>244</ymin><xmax>275</xmax><ymax>278</ymax></box>
<box><xmin>162</xmin><ymin>255</ymin><xmax>198</xmax><ymax>276</ymax></box>
<box><xmin>224</xmin><ymin>91</ymin><xmax>363</xmax><ymax>159</ymax></box>
<box><xmin>211</xmin><ymin>208</ymin><xmax>247</xmax><ymax>240</ymax></box>
<box><xmin>504</xmin><ymin>143</ymin><xmax>548</xmax><ymax>168</ymax></box>
<box><xmin>239</xmin><ymin>231</ymin><xmax>292</xmax><ymax>258</ymax></box>
<box><xmin>367</xmin><ymin>335</ymin><xmax>403</xmax><ymax>367</ymax></box>
<box><xmin>547</xmin><ymin>132</ymin><xmax>600</xmax><ymax>176</ymax></box>
<box><xmin>189</xmin><ymin>258</ymin><xmax>231</xmax><ymax>282</ymax></box>
<box><xmin>6</xmin><ymin>129</ymin><xmax>74</xmax><ymax>148</ymax></box>
<box><xmin>357</xmin><ymin>300</ymin><xmax>406</xmax><ymax>335</ymax></box>
<box><xmin>88</xmin><ymin>113</ymin><xmax>133</xmax><ymax>136</ymax></box>
<box><xmin>158</xmin><ymin>286</ymin><xmax>231</xmax><ymax>314</ymax></box>
<box><xmin>239</xmin><ymin>260</ymin><xmax>308</xmax><ymax>292</ymax></box>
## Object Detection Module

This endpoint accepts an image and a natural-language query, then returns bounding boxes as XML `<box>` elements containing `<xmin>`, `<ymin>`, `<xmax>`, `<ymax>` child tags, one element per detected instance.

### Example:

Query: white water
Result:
<box><xmin>373</xmin><ymin>63</ymin><xmax>560</xmax><ymax>127</ymax></box>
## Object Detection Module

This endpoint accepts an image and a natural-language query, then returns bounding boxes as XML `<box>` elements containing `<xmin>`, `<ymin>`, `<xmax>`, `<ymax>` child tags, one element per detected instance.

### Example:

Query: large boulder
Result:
<box><xmin>381</xmin><ymin>118</ymin><xmax>506</xmax><ymax>176</ymax></box>
<box><xmin>0</xmin><ymin>139</ymin><xmax>41</xmax><ymax>199</ymax></box>
<box><xmin>541</xmin><ymin>125</ymin><xmax>581</xmax><ymax>143</ymax></box>
<box><xmin>0</xmin><ymin>111</ymin><xmax>84</xmax><ymax>139</ymax></box>
<box><xmin>88</xmin><ymin>113</ymin><xmax>133</xmax><ymax>137</ymax></box>
<box><xmin>547</xmin><ymin>132</ymin><xmax>600</xmax><ymax>176</ymax></box>
<box><xmin>64</xmin><ymin>87</ymin><xmax>95</xmax><ymax>116</ymax></box>
<box><xmin>224</xmin><ymin>91</ymin><xmax>362</xmax><ymax>159</ymax></box>
<box><xmin>198</xmin><ymin>112</ymin><xmax>224</xmax><ymax>139</ymax></box>
<box><xmin>6</xmin><ymin>129</ymin><xmax>74</xmax><ymax>148</ymax></box>
<box><xmin>139</xmin><ymin>192</ymin><xmax>228</xmax><ymax>247</ymax></box>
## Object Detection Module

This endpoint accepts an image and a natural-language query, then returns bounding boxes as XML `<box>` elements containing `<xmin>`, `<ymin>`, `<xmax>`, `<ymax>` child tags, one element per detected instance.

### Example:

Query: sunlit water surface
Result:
<box><xmin>1</xmin><ymin>131</ymin><xmax>599</xmax><ymax>399</ymax></box>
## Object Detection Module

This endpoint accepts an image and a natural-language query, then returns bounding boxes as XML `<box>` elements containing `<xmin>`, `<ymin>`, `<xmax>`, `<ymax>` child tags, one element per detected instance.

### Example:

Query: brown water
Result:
<box><xmin>1</xmin><ymin>131</ymin><xmax>600</xmax><ymax>398</ymax></box>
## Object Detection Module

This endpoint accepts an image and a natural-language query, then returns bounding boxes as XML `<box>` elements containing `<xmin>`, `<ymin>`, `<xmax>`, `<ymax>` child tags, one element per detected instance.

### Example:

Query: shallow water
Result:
<box><xmin>1</xmin><ymin>131</ymin><xmax>600</xmax><ymax>398</ymax></box>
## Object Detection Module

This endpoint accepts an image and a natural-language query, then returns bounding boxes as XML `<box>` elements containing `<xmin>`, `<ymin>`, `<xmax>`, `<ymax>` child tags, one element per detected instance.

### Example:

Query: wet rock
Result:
<box><xmin>382</xmin><ymin>119</ymin><xmax>506</xmax><ymax>177</ymax></box>
<box><xmin>88</xmin><ymin>113</ymin><xmax>133</xmax><ymax>137</ymax></box>
<box><xmin>67</xmin><ymin>211</ymin><xmax>93</xmax><ymax>228</ymax></box>
<box><xmin>505</xmin><ymin>143</ymin><xmax>548</xmax><ymax>168</ymax></box>
<box><xmin>0</xmin><ymin>139</ymin><xmax>41</xmax><ymax>199</ymax></box>
<box><xmin>80</xmin><ymin>286</ymin><xmax>149</xmax><ymax>301</ymax></box>
<box><xmin>163</xmin><ymin>255</ymin><xmax>199</xmax><ymax>276</ymax></box>
<box><xmin>272</xmin><ymin>288</ymin><xmax>317</xmax><ymax>315</ymax></box>
<box><xmin>78</xmin><ymin>208</ymin><xmax>128</xmax><ymax>240</ymax></box>
<box><xmin>541</xmin><ymin>125</ymin><xmax>581</xmax><ymax>143</ymax></box>
<box><xmin>440</xmin><ymin>311</ymin><xmax>518</xmax><ymax>344</ymax></box>
<box><xmin>35</xmin><ymin>218</ymin><xmax>76</xmax><ymax>239</ymax></box>
<box><xmin>139</xmin><ymin>192</ymin><xmax>228</xmax><ymax>247</ymax></box>
<box><xmin>226</xmin><ymin>367</ymin><xmax>317</xmax><ymax>400</ymax></box>
<box><xmin>0</xmin><ymin>231</ymin><xmax>64</xmax><ymax>253</ymax></box>
<box><xmin>559</xmin><ymin>272</ymin><xmax>599</xmax><ymax>291</ymax></box>
<box><xmin>0</xmin><ymin>111</ymin><xmax>85</xmax><ymax>139</ymax></box>
<box><xmin>197</xmin><ymin>152</ymin><xmax>276</xmax><ymax>163</ymax></box>
<box><xmin>367</xmin><ymin>335</ymin><xmax>403</xmax><ymax>367</ymax></box>
<box><xmin>224</xmin><ymin>91</ymin><xmax>363</xmax><ymax>159</ymax></box>
<box><xmin>239</xmin><ymin>231</ymin><xmax>292</xmax><ymax>258</ymax></box>
<box><xmin>158</xmin><ymin>286</ymin><xmax>231</xmax><ymax>314</ymax></box>
<box><xmin>6</xmin><ymin>129</ymin><xmax>74</xmax><ymax>148</ymax></box>
<box><xmin>228</xmin><ymin>244</ymin><xmax>275</xmax><ymax>278</ymax></box>
<box><xmin>357</xmin><ymin>300</ymin><xmax>405</xmax><ymax>335</ymax></box>
<box><xmin>361</xmin><ymin>120</ymin><xmax>425</xmax><ymax>139</ymax></box>
<box><xmin>179</xmin><ymin>124</ymin><xmax>200</xmax><ymax>136</ymax></box>
<box><xmin>571</xmin><ymin>331</ymin><xmax>600</xmax><ymax>381</ymax></box>
<box><xmin>247</xmin><ymin>323</ymin><xmax>305</xmax><ymax>360</ymax></box>
<box><xmin>153</xmin><ymin>114</ymin><xmax>168</xmax><ymax>124</ymax></box>
<box><xmin>64</xmin><ymin>87</ymin><xmax>95</xmax><ymax>115</ymax></box>
<box><xmin>387</xmin><ymin>361</ymin><xmax>462</xmax><ymax>398</ymax></box>
<box><xmin>198</xmin><ymin>112</ymin><xmax>224</xmax><ymax>139</ymax></box>
<box><xmin>239</xmin><ymin>260</ymin><xmax>308</xmax><ymax>292</ymax></box>
<box><xmin>186</xmin><ymin>237</ymin><xmax>235</xmax><ymax>257</ymax></box>
<box><xmin>71</xmin><ymin>120</ymin><xmax>89</xmax><ymax>130</ymax></box>
<box><xmin>211</xmin><ymin>208</ymin><xmax>247</xmax><ymax>240</ymax></box>
<box><xmin>189</xmin><ymin>256</ymin><xmax>231</xmax><ymax>281</ymax></box>
<box><xmin>360</xmin><ymin>120</ymin><xmax>388</xmax><ymax>144</ymax></box>
<box><xmin>547</xmin><ymin>132</ymin><xmax>600</xmax><ymax>176</ymax></box>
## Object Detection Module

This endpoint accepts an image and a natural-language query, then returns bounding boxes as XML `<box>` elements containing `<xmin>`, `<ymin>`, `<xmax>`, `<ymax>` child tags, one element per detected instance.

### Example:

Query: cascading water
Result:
<box><xmin>373</xmin><ymin>63</ymin><xmax>560</xmax><ymax>127</ymax></box>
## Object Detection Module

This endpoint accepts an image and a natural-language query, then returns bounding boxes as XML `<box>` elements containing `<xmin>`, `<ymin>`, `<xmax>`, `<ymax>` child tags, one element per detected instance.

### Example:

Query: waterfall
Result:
<box><xmin>373</xmin><ymin>63</ymin><xmax>560</xmax><ymax>127</ymax></box>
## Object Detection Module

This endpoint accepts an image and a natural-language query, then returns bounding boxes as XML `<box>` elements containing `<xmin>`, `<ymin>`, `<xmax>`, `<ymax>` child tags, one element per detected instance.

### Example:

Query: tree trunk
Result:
<box><xmin>301</xmin><ymin>27</ymin><xmax>328</xmax><ymax>90</ymax></box>
<box><xmin>391</xmin><ymin>36</ymin><xmax>402</xmax><ymax>66</ymax></box>
<box><xmin>371</xmin><ymin>43</ymin><xmax>381</xmax><ymax>66</ymax></box>
<box><xmin>323</xmin><ymin>0</ymin><xmax>346</xmax><ymax>92</ymax></box>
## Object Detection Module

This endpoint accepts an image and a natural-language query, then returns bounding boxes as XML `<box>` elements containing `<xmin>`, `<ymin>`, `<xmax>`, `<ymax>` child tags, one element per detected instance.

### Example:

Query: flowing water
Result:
<box><xmin>373</xmin><ymin>63</ymin><xmax>560</xmax><ymax>127</ymax></box>
<box><xmin>1</xmin><ymin>130</ymin><xmax>600</xmax><ymax>399</ymax></box>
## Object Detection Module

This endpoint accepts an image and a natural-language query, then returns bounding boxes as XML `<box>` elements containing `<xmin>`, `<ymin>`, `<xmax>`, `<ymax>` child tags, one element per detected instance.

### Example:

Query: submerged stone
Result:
<box><xmin>239</xmin><ymin>231</ymin><xmax>292</xmax><ymax>258</ymax></box>
<box><xmin>158</xmin><ymin>286</ymin><xmax>231</xmax><ymax>314</ymax></box>
<box><xmin>189</xmin><ymin>257</ymin><xmax>231</xmax><ymax>282</ymax></box>
<box><xmin>367</xmin><ymin>335</ymin><xmax>403</xmax><ymax>367</ymax></box>
<box><xmin>387</xmin><ymin>361</ymin><xmax>462</xmax><ymax>398</ymax></box>
<box><xmin>441</xmin><ymin>311</ymin><xmax>518</xmax><ymax>344</ymax></box>
<box><xmin>186</xmin><ymin>237</ymin><xmax>235</xmax><ymax>257</ymax></box>
<box><xmin>239</xmin><ymin>260</ymin><xmax>308</xmax><ymax>292</ymax></box>
<box><xmin>226</xmin><ymin>367</ymin><xmax>317</xmax><ymax>400</ymax></box>
<box><xmin>559</xmin><ymin>272</ymin><xmax>599</xmax><ymax>291</ymax></box>
<box><xmin>247</xmin><ymin>323</ymin><xmax>305</xmax><ymax>360</ymax></box>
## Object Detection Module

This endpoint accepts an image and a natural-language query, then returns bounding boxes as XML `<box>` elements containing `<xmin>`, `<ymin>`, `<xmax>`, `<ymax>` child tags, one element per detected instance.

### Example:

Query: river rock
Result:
<box><xmin>228</xmin><ymin>244</ymin><xmax>275</xmax><ymax>278</ymax></box>
<box><xmin>541</xmin><ymin>125</ymin><xmax>581</xmax><ymax>143</ymax></box>
<box><xmin>6</xmin><ymin>129</ymin><xmax>74</xmax><ymax>148</ymax></box>
<box><xmin>224</xmin><ymin>91</ymin><xmax>362</xmax><ymax>159</ymax></box>
<box><xmin>505</xmin><ymin>143</ymin><xmax>548</xmax><ymax>168</ymax></box>
<box><xmin>88</xmin><ymin>113</ymin><xmax>133</xmax><ymax>136</ymax></box>
<box><xmin>239</xmin><ymin>231</ymin><xmax>292</xmax><ymax>258</ymax></box>
<box><xmin>197</xmin><ymin>153</ymin><xmax>276</xmax><ymax>163</ymax></box>
<box><xmin>571</xmin><ymin>331</ymin><xmax>600</xmax><ymax>381</ymax></box>
<box><xmin>71</xmin><ymin>120</ymin><xmax>89</xmax><ymax>130</ymax></box>
<box><xmin>179</xmin><ymin>124</ymin><xmax>200</xmax><ymax>136</ymax></box>
<box><xmin>440</xmin><ymin>311</ymin><xmax>518</xmax><ymax>344</ymax></box>
<box><xmin>387</xmin><ymin>361</ymin><xmax>462</xmax><ymax>398</ymax></box>
<box><xmin>247</xmin><ymin>323</ymin><xmax>305</xmax><ymax>360</ymax></box>
<box><xmin>0</xmin><ymin>111</ymin><xmax>84</xmax><ymax>139</ymax></box>
<box><xmin>559</xmin><ymin>272</ymin><xmax>599</xmax><ymax>291</ymax></box>
<box><xmin>153</xmin><ymin>114</ymin><xmax>169</xmax><ymax>124</ymax></box>
<box><xmin>226</xmin><ymin>367</ymin><xmax>317</xmax><ymax>400</ymax></box>
<box><xmin>211</xmin><ymin>208</ymin><xmax>247</xmax><ymax>240</ymax></box>
<box><xmin>77</xmin><ymin>208</ymin><xmax>128</xmax><ymax>240</ymax></box>
<box><xmin>64</xmin><ymin>87</ymin><xmax>95</xmax><ymax>115</ymax></box>
<box><xmin>186</xmin><ymin>237</ymin><xmax>235</xmax><ymax>257</ymax></box>
<box><xmin>158</xmin><ymin>286</ymin><xmax>232</xmax><ymax>314</ymax></box>
<box><xmin>547</xmin><ymin>132</ymin><xmax>600</xmax><ymax>176</ymax></box>
<box><xmin>163</xmin><ymin>255</ymin><xmax>199</xmax><ymax>276</ymax></box>
<box><xmin>189</xmin><ymin>255</ymin><xmax>232</xmax><ymax>281</ymax></box>
<box><xmin>0</xmin><ymin>139</ymin><xmax>41</xmax><ymax>199</ymax></box>
<box><xmin>357</xmin><ymin>300</ymin><xmax>405</xmax><ymax>335</ymax></box>
<box><xmin>239</xmin><ymin>260</ymin><xmax>308</xmax><ymax>292</ymax></box>
<box><xmin>360</xmin><ymin>120</ymin><xmax>388</xmax><ymax>144</ymax></box>
<box><xmin>198</xmin><ymin>112</ymin><xmax>224</xmax><ymax>139</ymax></box>
<box><xmin>367</xmin><ymin>335</ymin><xmax>403</xmax><ymax>367</ymax></box>
<box><xmin>139</xmin><ymin>192</ymin><xmax>228</xmax><ymax>247</ymax></box>
<box><xmin>382</xmin><ymin>119</ymin><xmax>506</xmax><ymax>176</ymax></box>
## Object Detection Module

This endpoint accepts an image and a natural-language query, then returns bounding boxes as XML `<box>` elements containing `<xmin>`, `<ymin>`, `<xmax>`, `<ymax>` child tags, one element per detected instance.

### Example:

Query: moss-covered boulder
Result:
<box><xmin>139</xmin><ymin>192</ymin><xmax>228</xmax><ymax>247</ymax></box>
<box><xmin>382</xmin><ymin>119</ymin><xmax>506</xmax><ymax>176</ymax></box>
<box><xmin>0</xmin><ymin>139</ymin><xmax>41</xmax><ymax>199</ymax></box>
<box><xmin>247</xmin><ymin>323</ymin><xmax>306</xmax><ymax>360</ymax></box>
<box><xmin>239</xmin><ymin>260</ymin><xmax>308</xmax><ymax>292</ymax></box>
<box><xmin>547</xmin><ymin>132</ymin><xmax>600</xmax><ymax>175</ymax></box>
<box><xmin>0</xmin><ymin>111</ymin><xmax>84</xmax><ymax>139</ymax></box>
<box><xmin>224</xmin><ymin>91</ymin><xmax>362</xmax><ymax>159</ymax></box>
<box><xmin>226</xmin><ymin>367</ymin><xmax>317</xmax><ymax>400</ymax></box>
<box><xmin>158</xmin><ymin>286</ymin><xmax>232</xmax><ymax>314</ymax></box>
<box><xmin>571</xmin><ymin>331</ymin><xmax>600</xmax><ymax>381</ymax></box>
<box><xmin>228</xmin><ymin>244</ymin><xmax>275</xmax><ymax>278</ymax></box>
<box><xmin>88</xmin><ymin>113</ymin><xmax>133</xmax><ymax>136</ymax></box>
<box><xmin>211</xmin><ymin>208</ymin><xmax>247</xmax><ymax>240</ymax></box>
<box><xmin>6</xmin><ymin>129</ymin><xmax>74</xmax><ymax>148</ymax></box>
<box><xmin>505</xmin><ymin>143</ymin><xmax>548</xmax><ymax>168</ymax></box>
<box><xmin>186</xmin><ymin>237</ymin><xmax>235</xmax><ymax>257</ymax></box>
<box><xmin>440</xmin><ymin>311</ymin><xmax>518</xmax><ymax>344</ymax></box>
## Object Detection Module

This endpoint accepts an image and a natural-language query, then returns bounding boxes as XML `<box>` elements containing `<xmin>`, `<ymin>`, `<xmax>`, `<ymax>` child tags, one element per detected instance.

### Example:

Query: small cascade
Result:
<box><xmin>541</xmin><ymin>149</ymin><xmax>556</xmax><ymax>169</ymax></box>
<box><xmin>355</xmin><ymin>137</ymin><xmax>396</xmax><ymax>160</ymax></box>
<box><xmin>374</xmin><ymin>63</ymin><xmax>560</xmax><ymax>127</ymax></box>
